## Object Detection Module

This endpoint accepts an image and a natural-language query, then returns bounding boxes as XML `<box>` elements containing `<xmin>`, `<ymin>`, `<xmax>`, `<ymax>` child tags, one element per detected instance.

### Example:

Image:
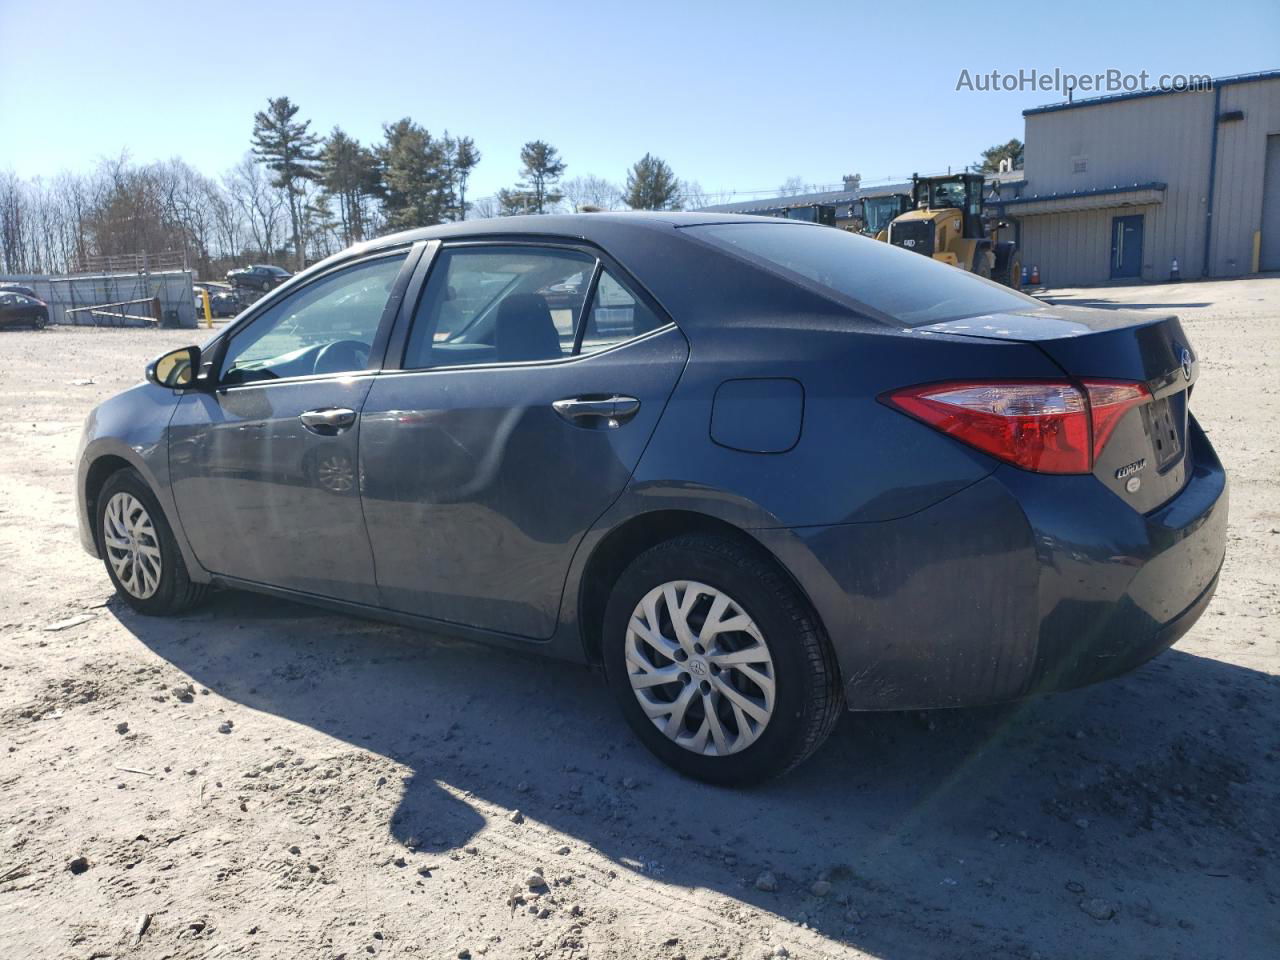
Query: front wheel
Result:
<box><xmin>603</xmin><ymin>534</ymin><xmax>842</xmax><ymax>784</ymax></box>
<box><xmin>96</xmin><ymin>468</ymin><xmax>208</xmax><ymax>615</ymax></box>
<box><xmin>32</xmin><ymin>312</ymin><xmax>48</xmax><ymax>329</ymax></box>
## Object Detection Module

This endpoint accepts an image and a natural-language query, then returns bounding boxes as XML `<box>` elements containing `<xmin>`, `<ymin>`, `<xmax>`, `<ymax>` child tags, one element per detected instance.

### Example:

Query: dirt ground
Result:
<box><xmin>1</xmin><ymin>276</ymin><xmax>1277</xmax><ymax>960</ymax></box>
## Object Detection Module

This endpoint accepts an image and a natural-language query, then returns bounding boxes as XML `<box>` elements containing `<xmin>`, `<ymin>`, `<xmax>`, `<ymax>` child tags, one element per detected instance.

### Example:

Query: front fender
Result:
<box><xmin>75</xmin><ymin>383</ymin><xmax>210</xmax><ymax>582</ymax></box>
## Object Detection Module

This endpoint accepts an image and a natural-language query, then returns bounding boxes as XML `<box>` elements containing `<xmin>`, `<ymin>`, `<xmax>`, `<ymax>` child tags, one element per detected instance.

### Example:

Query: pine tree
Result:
<box><xmin>380</xmin><ymin>118</ymin><xmax>450</xmax><ymax>231</ymax></box>
<box><xmin>497</xmin><ymin>187</ymin><xmax>534</xmax><ymax>216</ymax></box>
<box><xmin>449</xmin><ymin>136</ymin><xmax>481</xmax><ymax>221</ymax></box>
<box><xmin>319</xmin><ymin>128</ymin><xmax>384</xmax><ymax>245</ymax></box>
<box><xmin>977</xmin><ymin>139</ymin><xmax>1025</xmax><ymax>172</ymax></box>
<box><xmin>513</xmin><ymin>141</ymin><xmax>565</xmax><ymax>214</ymax></box>
<box><xmin>625</xmin><ymin>154</ymin><xmax>682</xmax><ymax>211</ymax></box>
<box><xmin>251</xmin><ymin>97</ymin><xmax>321</xmax><ymax>270</ymax></box>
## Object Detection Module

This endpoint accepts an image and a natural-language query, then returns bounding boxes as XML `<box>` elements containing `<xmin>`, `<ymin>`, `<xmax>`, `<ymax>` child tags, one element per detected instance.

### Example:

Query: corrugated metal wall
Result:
<box><xmin>1018</xmin><ymin>205</ymin><xmax>1160</xmax><ymax>287</ymax></box>
<box><xmin>0</xmin><ymin>271</ymin><xmax>197</xmax><ymax>327</ymax></box>
<box><xmin>1021</xmin><ymin>90</ymin><xmax>1215</xmax><ymax>284</ymax></box>
<box><xmin>1019</xmin><ymin>75</ymin><xmax>1280</xmax><ymax>285</ymax></box>
<box><xmin>1210</xmin><ymin>77</ymin><xmax>1280</xmax><ymax>276</ymax></box>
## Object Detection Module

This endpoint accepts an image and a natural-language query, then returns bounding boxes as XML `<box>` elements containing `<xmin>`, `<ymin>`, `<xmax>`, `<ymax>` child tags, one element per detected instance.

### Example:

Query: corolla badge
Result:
<box><xmin>1115</xmin><ymin>458</ymin><xmax>1147</xmax><ymax>480</ymax></box>
<box><xmin>1180</xmin><ymin>347</ymin><xmax>1193</xmax><ymax>381</ymax></box>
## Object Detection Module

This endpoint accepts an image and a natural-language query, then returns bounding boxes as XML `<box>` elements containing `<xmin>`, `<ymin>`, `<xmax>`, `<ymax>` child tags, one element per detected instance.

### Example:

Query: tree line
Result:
<box><xmin>0</xmin><ymin>95</ymin><xmax>694</xmax><ymax>279</ymax></box>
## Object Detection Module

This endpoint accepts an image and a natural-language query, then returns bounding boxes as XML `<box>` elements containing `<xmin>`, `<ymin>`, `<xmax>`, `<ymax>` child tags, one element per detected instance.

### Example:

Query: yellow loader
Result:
<box><xmin>886</xmin><ymin>173</ymin><xmax>1021</xmax><ymax>288</ymax></box>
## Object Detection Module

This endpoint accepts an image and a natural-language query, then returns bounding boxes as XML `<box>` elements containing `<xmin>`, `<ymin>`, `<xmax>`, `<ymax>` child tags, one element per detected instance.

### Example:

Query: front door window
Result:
<box><xmin>222</xmin><ymin>252</ymin><xmax>407</xmax><ymax>383</ymax></box>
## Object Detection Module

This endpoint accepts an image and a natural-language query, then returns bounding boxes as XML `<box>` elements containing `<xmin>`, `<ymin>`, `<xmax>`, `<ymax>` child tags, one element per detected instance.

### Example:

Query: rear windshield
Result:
<box><xmin>686</xmin><ymin>222</ymin><xmax>1037</xmax><ymax>326</ymax></box>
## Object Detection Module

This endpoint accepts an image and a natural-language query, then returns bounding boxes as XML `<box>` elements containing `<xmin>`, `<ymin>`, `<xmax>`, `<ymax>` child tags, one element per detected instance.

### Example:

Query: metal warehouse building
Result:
<box><xmin>1009</xmin><ymin>70</ymin><xmax>1280</xmax><ymax>286</ymax></box>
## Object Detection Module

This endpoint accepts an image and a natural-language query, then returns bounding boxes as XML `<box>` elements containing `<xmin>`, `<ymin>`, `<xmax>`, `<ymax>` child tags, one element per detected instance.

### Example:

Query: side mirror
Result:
<box><xmin>146</xmin><ymin>345</ymin><xmax>201</xmax><ymax>389</ymax></box>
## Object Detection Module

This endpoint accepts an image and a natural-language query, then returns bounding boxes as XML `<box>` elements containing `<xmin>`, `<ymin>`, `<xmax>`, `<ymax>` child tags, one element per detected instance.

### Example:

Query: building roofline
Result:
<box><xmin>1022</xmin><ymin>68</ymin><xmax>1280</xmax><ymax>117</ymax></box>
<box><xmin>998</xmin><ymin>181</ymin><xmax>1167</xmax><ymax>207</ymax></box>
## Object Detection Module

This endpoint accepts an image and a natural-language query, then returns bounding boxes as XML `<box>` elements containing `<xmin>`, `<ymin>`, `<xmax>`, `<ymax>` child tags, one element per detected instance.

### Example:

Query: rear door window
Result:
<box><xmin>403</xmin><ymin>246</ymin><xmax>594</xmax><ymax>368</ymax></box>
<box><xmin>687</xmin><ymin>222</ymin><xmax>1037</xmax><ymax>326</ymax></box>
<box><xmin>579</xmin><ymin>269</ymin><xmax>663</xmax><ymax>356</ymax></box>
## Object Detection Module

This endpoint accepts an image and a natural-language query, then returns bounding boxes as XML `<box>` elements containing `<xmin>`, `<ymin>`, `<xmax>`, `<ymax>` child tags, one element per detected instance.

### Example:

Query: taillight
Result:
<box><xmin>881</xmin><ymin>379</ymin><xmax>1149</xmax><ymax>474</ymax></box>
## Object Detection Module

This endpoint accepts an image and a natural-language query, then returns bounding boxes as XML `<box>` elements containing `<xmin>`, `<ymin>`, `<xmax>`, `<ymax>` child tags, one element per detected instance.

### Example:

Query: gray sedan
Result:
<box><xmin>76</xmin><ymin>213</ymin><xmax>1227</xmax><ymax>783</ymax></box>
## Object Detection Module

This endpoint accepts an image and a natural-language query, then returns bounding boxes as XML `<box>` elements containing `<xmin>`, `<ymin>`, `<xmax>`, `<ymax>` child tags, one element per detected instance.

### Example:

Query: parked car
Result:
<box><xmin>226</xmin><ymin>264</ymin><xmax>291</xmax><ymax>291</ymax></box>
<box><xmin>0</xmin><ymin>291</ymin><xmax>49</xmax><ymax>329</ymax></box>
<box><xmin>193</xmin><ymin>282</ymin><xmax>240</xmax><ymax>319</ymax></box>
<box><xmin>209</xmin><ymin>291</ymin><xmax>241</xmax><ymax>318</ymax></box>
<box><xmin>75</xmin><ymin>213</ymin><xmax>1228</xmax><ymax>784</ymax></box>
<box><xmin>0</xmin><ymin>283</ymin><xmax>39</xmax><ymax>299</ymax></box>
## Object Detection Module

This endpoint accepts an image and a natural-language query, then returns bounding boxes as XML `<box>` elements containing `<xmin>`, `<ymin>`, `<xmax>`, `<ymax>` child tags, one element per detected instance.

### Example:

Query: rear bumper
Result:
<box><xmin>759</xmin><ymin>417</ymin><xmax>1228</xmax><ymax>710</ymax></box>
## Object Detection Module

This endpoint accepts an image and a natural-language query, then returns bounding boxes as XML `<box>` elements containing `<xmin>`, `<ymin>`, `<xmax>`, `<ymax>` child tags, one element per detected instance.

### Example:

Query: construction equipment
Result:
<box><xmin>886</xmin><ymin>173</ymin><xmax>1021</xmax><ymax>288</ymax></box>
<box><xmin>776</xmin><ymin>203</ymin><xmax>838</xmax><ymax>226</ymax></box>
<box><xmin>853</xmin><ymin>191</ymin><xmax>914</xmax><ymax>239</ymax></box>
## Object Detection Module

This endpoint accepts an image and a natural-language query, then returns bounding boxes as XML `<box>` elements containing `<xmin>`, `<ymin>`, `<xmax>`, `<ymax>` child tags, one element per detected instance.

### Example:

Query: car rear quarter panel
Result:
<box><xmin>630</xmin><ymin>323</ymin><xmax>1064</xmax><ymax>528</ymax></box>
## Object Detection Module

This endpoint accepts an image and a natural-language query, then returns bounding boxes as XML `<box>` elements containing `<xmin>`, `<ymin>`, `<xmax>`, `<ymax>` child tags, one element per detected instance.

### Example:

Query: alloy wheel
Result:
<box><xmin>625</xmin><ymin>580</ymin><xmax>776</xmax><ymax>756</ymax></box>
<box><xmin>102</xmin><ymin>492</ymin><xmax>162</xmax><ymax>599</ymax></box>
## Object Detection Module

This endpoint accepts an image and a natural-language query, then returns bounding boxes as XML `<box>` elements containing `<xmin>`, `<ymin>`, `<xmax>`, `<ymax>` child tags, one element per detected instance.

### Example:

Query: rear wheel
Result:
<box><xmin>603</xmin><ymin>534</ymin><xmax>842</xmax><ymax>784</ymax></box>
<box><xmin>97</xmin><ymin>468</ymin><xmax>208</xmax><ymax>615</ymax></box>
<box><xmin>1007</xmin><ymin>256</ymin><xmax>1024</xmax><ymax>290</ymax></box>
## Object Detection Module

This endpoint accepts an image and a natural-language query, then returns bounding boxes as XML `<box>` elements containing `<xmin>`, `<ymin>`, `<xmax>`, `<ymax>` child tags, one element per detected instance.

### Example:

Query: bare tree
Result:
<box><xmin>561</xmin><ymin>175</ymin><xmax>623</xmax><ymax>212</ymax></box>
<box><xmin>226</xmin><ymin>155</ymin><xmax>287</xmax><ymax>262</ymax></box>
<box><xmin>466</xmin><ymin>195</ymin><xmax>496</xmax><ymax>220</ymax></box>
<box><xmin>679</xmin><ymin>180</ymin><xmax>714</xmax><ymax>211</ymax></box>
<box><xmin>778</xmin><ymin>176</ymin><xmax>816</xmax><ymax>197</ymax></box>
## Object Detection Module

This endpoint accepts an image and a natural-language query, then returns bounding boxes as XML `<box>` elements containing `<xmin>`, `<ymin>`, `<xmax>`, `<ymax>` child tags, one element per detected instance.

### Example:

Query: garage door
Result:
<box><xmin>1263</xmin><ymin>134</ymin><xmax>1280</xmax><ymax>273</ymax></box>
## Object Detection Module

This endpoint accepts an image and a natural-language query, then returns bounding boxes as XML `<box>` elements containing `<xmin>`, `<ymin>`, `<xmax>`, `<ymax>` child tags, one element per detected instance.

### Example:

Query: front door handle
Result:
<box><xmin>300</xmin><ymin>407</ymin><xmax>357</xmax><ymax>435</ymax></box>
<box><xmin>552</xmin><ymin>395</ymin><xmax>641</xmax><ymax>428</ymax></box>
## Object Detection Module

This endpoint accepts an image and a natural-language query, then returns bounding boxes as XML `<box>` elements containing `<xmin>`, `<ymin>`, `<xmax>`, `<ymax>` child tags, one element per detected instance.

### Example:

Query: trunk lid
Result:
<box><xmin>922</xmin><ymin>305</ymin><xmax>1197</xmax><ymax>511</ymax></box>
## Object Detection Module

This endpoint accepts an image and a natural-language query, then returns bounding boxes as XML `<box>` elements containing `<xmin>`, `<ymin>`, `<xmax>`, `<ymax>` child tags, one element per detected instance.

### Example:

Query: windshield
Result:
<box><xmin>687</xmin><ymin>222</ymin><xmax>1037</xmax><ymax>326</ymax></box>
<box><xmin>862</xmin><ymin>196</ymin><xmax>904</xmax><ymax>235</ymax></box>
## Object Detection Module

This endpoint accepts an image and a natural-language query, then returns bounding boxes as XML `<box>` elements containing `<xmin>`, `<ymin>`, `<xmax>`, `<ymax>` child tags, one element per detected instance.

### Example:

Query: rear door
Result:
<box><xmin>359</xmin><ymin>242</ymin><xmax>689</xmax><ymax>638</ymax></box>
<box><xmin>169</xmin><ymin>246</ymin><xmax>418</xmax><ymax>604</ymax></box>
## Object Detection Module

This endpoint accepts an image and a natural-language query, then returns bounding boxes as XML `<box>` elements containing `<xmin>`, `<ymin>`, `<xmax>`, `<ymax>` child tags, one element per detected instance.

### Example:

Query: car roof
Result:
<box><xmin>327</xmin><ymin>211</ymin><xmax>800</xmax><ymax>261</ymax></box>
<box><xmin>288</xmin><ymin>212</ymin><xmax>873</xmax><ymax>341</ymax></box>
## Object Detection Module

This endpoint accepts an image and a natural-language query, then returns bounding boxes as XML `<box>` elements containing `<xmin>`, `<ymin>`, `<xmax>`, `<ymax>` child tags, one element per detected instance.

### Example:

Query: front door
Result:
<box><xmin>359</xmin><ymin>244</ymin><xmax>689</xmax><ymax>638</ymax></box>
<box><xmin>1110</xmin><ymin>214</ymin><xmax>1144</xmax><ymax>279</ymax></box>
<box><xmin>169</xmin><ymin>249</ymin><xmax>415</xmax><ymax>604</ymax></box>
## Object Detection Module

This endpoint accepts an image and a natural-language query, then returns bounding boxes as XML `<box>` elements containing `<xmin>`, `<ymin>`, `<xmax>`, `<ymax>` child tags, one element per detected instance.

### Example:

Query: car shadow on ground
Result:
<box><xmin>118</xmin><ymin>590</ymin><xmax>1278</xmax><ymax>959</ymax></box>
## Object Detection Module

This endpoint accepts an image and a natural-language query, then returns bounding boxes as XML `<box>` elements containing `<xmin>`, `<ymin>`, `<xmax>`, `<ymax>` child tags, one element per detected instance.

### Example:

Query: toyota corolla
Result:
<box><xmin>76</xmin><ymin>213</ymin><xmax>1228</xmax><ymax>783</ymax></box>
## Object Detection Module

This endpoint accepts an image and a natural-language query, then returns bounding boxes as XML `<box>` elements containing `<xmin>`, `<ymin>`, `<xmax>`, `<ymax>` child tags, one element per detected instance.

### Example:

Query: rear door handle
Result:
<box><xmin>552</xmin><ymin>395</ymin><xmax>640</xmax><ymax>427</ymax></box>
<box><xmin>300</xmin><ymin>407</ymin><xmax>357</xmax><ymax>435</ymax></box>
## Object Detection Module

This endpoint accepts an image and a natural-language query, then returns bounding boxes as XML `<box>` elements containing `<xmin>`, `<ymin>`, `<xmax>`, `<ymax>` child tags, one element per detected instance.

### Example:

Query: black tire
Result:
<box><xmin>602</xmin><ymin>534</ymin><xmax>842</xmax><ymax>785</ymax></box>
<box><xmin>96</xmin><ymin>468</ymin><xmax>209</xmax><ymax>616</ymax></box>
<box><xmin>1007</xmin><ymin>257</ymin><xmax>1024</xmax><ymax>290</ymax></box>
<box><xmin>973</xmin><ymin>251</ymin><xmax>993</xmax><ymax>280</ymax></box>
<box><xmin>32</xmin><ymin>312</ymin><xmax>48</xmax><ymax>330</ymax></box>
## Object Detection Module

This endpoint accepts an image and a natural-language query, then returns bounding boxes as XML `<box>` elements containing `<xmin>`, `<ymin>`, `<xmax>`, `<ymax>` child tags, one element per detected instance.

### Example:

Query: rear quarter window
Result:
<box><xmin>686</xmin><ymin>222</ymin><xmax>1038</xmax><ymax>326</ymax></box>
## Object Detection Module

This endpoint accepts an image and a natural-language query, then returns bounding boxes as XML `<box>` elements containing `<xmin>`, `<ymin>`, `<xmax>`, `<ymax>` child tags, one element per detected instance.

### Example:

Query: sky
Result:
<box><xmin>2</xmin><ymin>0</ymin><xmax>1278</xmax><ymax>204</ymax></box>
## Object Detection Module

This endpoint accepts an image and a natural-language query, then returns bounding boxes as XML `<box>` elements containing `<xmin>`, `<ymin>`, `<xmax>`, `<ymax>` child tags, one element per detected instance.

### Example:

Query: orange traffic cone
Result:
<box><xmin>1029</xmin><ymin>264</ymin><xmax>1041</xmax><ymax>285</ymax></box>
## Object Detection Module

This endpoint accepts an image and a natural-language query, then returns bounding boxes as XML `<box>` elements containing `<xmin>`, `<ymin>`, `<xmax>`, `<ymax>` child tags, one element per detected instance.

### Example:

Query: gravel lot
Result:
<box><xmin>1</xmin><ymin>277</ymin><xmax>1277</xmax><ymax>959</ymax></box>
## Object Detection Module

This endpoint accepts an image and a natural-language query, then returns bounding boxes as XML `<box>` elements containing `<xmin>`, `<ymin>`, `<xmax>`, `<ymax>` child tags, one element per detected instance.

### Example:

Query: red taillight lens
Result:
<box><xmin>1082</xmin><ymin>380</ymin><xmax>1149</xmax><ymax>461</ymax></box>
<box><xmin>882</xmin><ymin>379</ymin><xmax>1149</xmax><ymax>474</ymax></box>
